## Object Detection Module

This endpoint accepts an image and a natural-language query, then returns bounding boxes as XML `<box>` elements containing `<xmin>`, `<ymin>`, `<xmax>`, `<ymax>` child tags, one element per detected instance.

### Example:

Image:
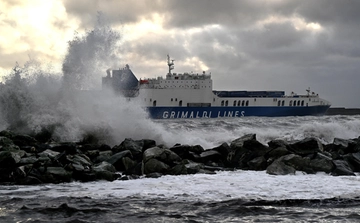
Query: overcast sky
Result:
<box><xmin>1</xmin><ymin>0</ymin><xmax>359</xmax><ymax>108</ymax></box>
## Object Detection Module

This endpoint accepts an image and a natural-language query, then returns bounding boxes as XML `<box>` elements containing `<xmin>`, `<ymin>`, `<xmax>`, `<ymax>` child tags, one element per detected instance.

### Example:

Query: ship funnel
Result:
<box><xmin>106</xmin><ymin>68</ymin><xmax>111</xmax><ymax>77</ymax></box>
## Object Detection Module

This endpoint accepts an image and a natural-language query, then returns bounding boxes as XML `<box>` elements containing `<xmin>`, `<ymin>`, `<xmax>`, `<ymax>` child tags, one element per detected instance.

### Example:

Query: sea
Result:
<box><xmin>1</xmin><ymin>115</ymin><xmax>360</xmax><ymax>223</ymax></box>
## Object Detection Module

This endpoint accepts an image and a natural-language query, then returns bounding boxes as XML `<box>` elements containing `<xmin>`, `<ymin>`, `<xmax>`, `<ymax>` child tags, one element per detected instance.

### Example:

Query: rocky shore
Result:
<box><xmin>1</xmin><ymin>130</ymin><xmax>359</xmax><ymax>185</ymax></box>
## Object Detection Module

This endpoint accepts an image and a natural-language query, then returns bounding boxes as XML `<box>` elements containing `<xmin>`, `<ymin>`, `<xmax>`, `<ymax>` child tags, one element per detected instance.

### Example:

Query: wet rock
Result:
<box><xmin>266</xmin><ymin>159</ymin><xmax>296</xmax><ymax>175</ymax></box>
<box><xmin>183</xmin><ymin>160</ymin><xmax>205</xmax><ymax>174</ymax></box>
<box><xmin>289</xmin><ymin>137</ymin><xmax>324</xmax><ymax>156</ymax></box>
<box><xmin>247</xmin><ymin>156</ymin><xmax>267</xmax><ymax>171</ymax></box>
<box><xmin>44</xmin><ymin>167</ymin><xmax>72</xmax><ymax>183</ymax></box>
<box><xmin>92</xmin><ymin>161</ymin><xmax>117</xmax><ymax>181</ymax></box>
<box><xmin>93</xmin><ymin>150</ymin><xmax>113</xmax><ymax>163</ymax></box>
<box><xmin>170</xmin><ymin>144</ymin><xmax>205</xmax><ymax>161</ymax></box>
<box><xmin>309</xmin><ymin>153</ymin><xmax>334</xmax><ymax>173</ymax></box>
<box><xmin>121</xmin><ymin>157</ymin><xmax>138</xmax><ymax>173</ymax></box>
<box><xmin>343</xmin><ymin>152</ymin><xmax>360</xmax><ymax>172</ymax></box>
<box><xmin>12</xmin><ymin>134</ymin><xmax>37</xmax><ymax>147</ymax></box>
<box><xmin>93</xmin><ymin>161</ymin><xmax>116</xmax><ymax>173</ymax></box>
<box><xmin>106</xmin><ymin>150</ymin><xmax>132</xmax><ymax>171</ymax></box>
<box><xmin>143</xmin><ymin>146</ymin><xmax>181</xmax><ymax>166</ymax></box>
<box><xmin>113</xmin><ymin>138</ymin><xmax>150</xmax><ymax>160</ymax></box>
<box><xmin>282</xmin><ymin>154</ymin><xmax>313</xmax><ymax>173</ymax></box>
<box><xmin>268</xmin><ymin>139</ymin><xmax>290</xmax><ymax>150</ymax></box>
<box><xmin>168</xmin><ymin>163</ymin><xmax>188</xmax><ymax>175</ymax></box>
<box><xmin>0</xmin><ymin>151</ymin><xmax>22</xmax><ymax>168</ymax></box>
<box><xmin>0</xmin><ymin>136</ymin><xmax>20</xmax><ymax>151</ymax></box>
<box><xmin>67</xmin><ymin>154</ymin><xmax>92</xmax><ymax>167</ymax></box>
<box><xmin>143</xmin><ymin>158</ymin><xmax>170</xmax><ymax>174</ymax></box>
<box><xmin>331</xmin><ymin>160</ymin><xmax>355</xmax><ymax>176</ymax></box>
<box><xmin>19</xmin><ymin>156</ymin><xmax>39</xmax><ymax>165</ymax></box>
<box><xmin>38</xmin><ymin>149</ymin><xmax>60</xmax><ymax>159</ymax></box>
<box><xmin>227</xmin><ymin>134</ymin><xmax>269</xmax><ymax>168</ymax></box>
<box><xmin>48</xmin><ymin>142</ymin><xmax>78</xmax><ymax>154</ymax></box>
<box><xmin>200</xmin><ymin>149</ymin><xmax>223</xmax><ymax>164</ymax></box>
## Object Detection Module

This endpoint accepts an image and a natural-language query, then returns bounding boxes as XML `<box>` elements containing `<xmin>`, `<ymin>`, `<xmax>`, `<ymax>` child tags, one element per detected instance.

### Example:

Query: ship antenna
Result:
<box><xmin>167</xmin><ymin>54</ymin><xmax>174</xmax><ymax>74</ymax></box>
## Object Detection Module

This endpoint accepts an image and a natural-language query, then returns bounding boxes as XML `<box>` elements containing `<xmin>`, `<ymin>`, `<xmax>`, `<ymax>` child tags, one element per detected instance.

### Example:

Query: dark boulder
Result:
<box><xmin>288</xmin><ymin>137</ymin><xmax>324</xmax><ymax>156</ymax></box>
<box><xmin>92</xmin><ymin>161</ymin><xmax>117</xmax><ymax>181</ymax></box>
<box><xmin>106</xmin><ymin>150</ymin><xmax>132</xmax><ymax>171</ymax></box>
<box><xmin>0</xmin><ymin>136</ymin><xmax>20</xmax><ymax>151</ymax></box>
<box><xmin>121</xmin><ymin>157</ymin><xmax>139</xmax><ymax>174</ymax></box>
<box><xmin>113</xmin><ymin>138</ymin><xmax>154</xmax><ymax>160</ymax></box>
<box><xmin>200</xmin><ymin>149</ymin><xmax>223</xmax><ymax>164</ymax></box>
<box><xmin>0</xmin><ymin>151</ymin><xmax>22</xmax><ymax>168</ymax></box>
<box><xmin>266</xmin><ymin>158</ymin><xmax>296</xmax><ymax>175</ymax></box>
<box><xmin>343</xmin><ymin>152</ymin><xmax>360</xmax><ymax>172</ymax></box>
<box><xmin>170</xmin><ymin>144</ymin><xmax>205</xmax><ymax>161</ymax></box>
<box><xmin>268</xmin><ymin>139</ymin><xmax>290</xmax><ymax>150</ymax></box>
<box><xmin>247</xmin><ymin>156</ymin><xmax>267</xmax><ymax>170</ymax></box>
<box><xmin>143</xmin><ymin>146</ymin><xmax>181</xmax><ymax>166</ymax></box>
<box><xmin>93</xmin><ymin>150</ymin><xmax>113</xmax><ymax>163</ymax></box>
<box><xmin>143</xmin><ymin>158</ymin><xmax>170</xmax><ymax>174</ymax></box>
<box><xmin>266</xmin><ymin>146</ymin><xmax>291</xmax><ymax>160</ymax></box>
<box><xmin>12</xmin><ymin>134</ymin><xmax>37</xmax><ymax>147</ymax></box>
<box><xmin>48</xmin><ymin>142</ymin><xmax>78</xmax><ymax>154</ymax></box>
<box><xmin>282</xmin><ymin>154</ymin><xmax>313</xmax><ymax>173</ymax></box>
<box><xmin>331</xmin><ymin>160</ymin><xmax>355</xmax><ymax>176</ymax></box>
<box><xmin>228</xmin><ymin>134</ymin><xmax>269</xmax><ymax>168</ymax></box>
<box><xmin>309</xmin><ymin>153</ymin><xmax>334</xmax><ymax>173</ymax></box>
<box><xmin>44</xmin><ymin>167</ymin><xmax>72</xmax><ymax>183</ymax></box>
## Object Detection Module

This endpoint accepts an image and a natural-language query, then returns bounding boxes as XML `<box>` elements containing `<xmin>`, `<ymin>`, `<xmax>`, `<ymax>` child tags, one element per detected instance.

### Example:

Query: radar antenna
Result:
<box><xmin>167</xmin><ymin>54</ymin><xmax>174</xmax><ymax>74</ymax></box>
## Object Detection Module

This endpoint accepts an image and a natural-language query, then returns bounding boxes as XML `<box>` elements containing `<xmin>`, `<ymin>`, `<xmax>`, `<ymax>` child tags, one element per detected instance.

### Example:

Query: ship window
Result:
<box><xmin>278</xmin><ymin>100</ymin><xmax>281</xmax><ymax>106</ymax></box>
<box><xmin>171</xmin><ymin>98</ymin><xmax>173</xmax><ymax>102</ymax></box>
<box><xmin>301</xmin><ymin>100</ymin><xmax>304</xmax><ymax>106</ymax></box>
<box><xmin>150</xmin><ymin>99</ymin><xmax>152</xmax><ymax>102</ymax></box>
<box><xmin>237</xmin><ymin>101</ymin><xmax>241</xmax><ymax>106</ymax></box>
<box><xmin>213</xmin><ymin>98</ymin><xmax>215</xmax><ymax>102</ymax></box>
<box><xmin>246</xmin><ymin>100</ymin><xmax>249</xmax><ymax>106</ymax></box>
<box><xmin>175</xmin><ymin>98</ymin><xmax>177</xmax><ymax>101</ymax></box>
<box><xmin>297</xmin><ymin>101</ymin><xmax>300</xmax><ymax>106</ymax></box>
<box><xmin>179</xmin><ymin>100</ymin><xmax>182</xmax><ymax>107</ymax></box>
<box><xmin>289</xmin><ymin>100</ymin><xmax>292</xmax><ymax>106</ymax></box>
<box><xmin>221</xmin><ymin>100</ymin><xmax>224</xmax><ymax>106</ymax></box>
<box><xmin>153</xmin><ymin>100</ymin><xmax>157</xmax><ymax>107</ymax></box>
<box><xmin>233</xmin><ymin>101</ymin><xmax>237</xmax><ymax>106</ymax></box>
<box><xmin>242</xmin><ymin>101</ymin><xmax>245</xmax><ymax>106</ymax></box>
<box><xmin>282</xmin><ymin>100</ymin><xmax>285</xmax><ymax>106</ymax></box>
<box><xmin>225</xmin><ymin>100</ymin><xmax>228</xmax><ymax>106</ymax></box>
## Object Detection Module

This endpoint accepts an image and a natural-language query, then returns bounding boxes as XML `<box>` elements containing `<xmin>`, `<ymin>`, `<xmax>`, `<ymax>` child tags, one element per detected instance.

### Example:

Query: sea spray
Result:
<box><xmin>0</xmin><ymin>18</ymin><xmax>195</xmax><ymax>147</ymax></box>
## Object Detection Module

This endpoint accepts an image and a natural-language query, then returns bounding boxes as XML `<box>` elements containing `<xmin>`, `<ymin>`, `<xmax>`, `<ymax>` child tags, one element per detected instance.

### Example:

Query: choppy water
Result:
<box><xmin>1</xmin><ymin>116</ymin><xmax>360</xmax><ymax>222</ymax></box>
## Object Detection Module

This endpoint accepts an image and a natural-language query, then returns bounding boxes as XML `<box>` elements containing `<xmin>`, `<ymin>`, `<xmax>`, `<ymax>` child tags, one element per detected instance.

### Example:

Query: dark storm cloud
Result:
<box><xmin>63</xmin><ymin>0</ymin><xmax>163</xmax><ymax>28</ymax></box>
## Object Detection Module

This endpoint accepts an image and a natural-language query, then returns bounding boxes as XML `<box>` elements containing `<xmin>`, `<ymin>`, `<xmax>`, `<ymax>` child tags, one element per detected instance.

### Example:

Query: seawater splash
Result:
<box><xmin>0</xmin><ymin>18</ymin><xmax>172</xmax><ymax>146</ymax></box>
<box><xmin>156</xmin><ymin>115</ymin><xmax>360</xmax><ymax>148</ymax></box>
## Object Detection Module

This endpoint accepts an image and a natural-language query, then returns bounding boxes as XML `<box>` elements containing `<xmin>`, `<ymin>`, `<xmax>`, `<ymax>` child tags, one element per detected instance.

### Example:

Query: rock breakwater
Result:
<box><xmin>1</xmin><ymin>130</ymin><xmax>359</xmax><ymax>185</ymax></box>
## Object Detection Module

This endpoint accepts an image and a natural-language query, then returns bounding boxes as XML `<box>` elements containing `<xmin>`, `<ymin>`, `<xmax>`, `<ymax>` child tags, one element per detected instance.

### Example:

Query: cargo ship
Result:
<box><xmin>102</xmin><ymin>55</ymin><xmax>331</xmax><ymax>119</ymax></box>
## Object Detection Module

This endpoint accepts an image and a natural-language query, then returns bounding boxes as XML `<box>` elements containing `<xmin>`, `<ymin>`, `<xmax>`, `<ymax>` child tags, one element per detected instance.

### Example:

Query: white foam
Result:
<box><xmin>2</xmin><ymin>171</ymin><xmax>359</xmax><ymax>202</ymax></box>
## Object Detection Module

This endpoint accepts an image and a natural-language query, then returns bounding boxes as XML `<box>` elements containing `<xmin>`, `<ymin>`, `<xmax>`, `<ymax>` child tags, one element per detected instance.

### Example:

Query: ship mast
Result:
<box><xmin>167</xmin><ymin>54</ymin><xmax>174</xmax><ymax>75</ymax></box>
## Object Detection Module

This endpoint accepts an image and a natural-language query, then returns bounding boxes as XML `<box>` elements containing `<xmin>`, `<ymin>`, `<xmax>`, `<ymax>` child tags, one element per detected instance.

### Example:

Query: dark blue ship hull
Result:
<box><xmin>147</xmin><ymin>106</ymin><xmax>330</xmax><ymax>119</ymax></box>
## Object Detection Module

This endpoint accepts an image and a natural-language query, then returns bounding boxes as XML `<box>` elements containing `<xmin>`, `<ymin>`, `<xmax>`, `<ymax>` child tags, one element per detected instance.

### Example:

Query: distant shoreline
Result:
<box><xmin>326</xmin><ymin>107</ymin><xmax>360</xmax><ymax>115</ymax></box>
